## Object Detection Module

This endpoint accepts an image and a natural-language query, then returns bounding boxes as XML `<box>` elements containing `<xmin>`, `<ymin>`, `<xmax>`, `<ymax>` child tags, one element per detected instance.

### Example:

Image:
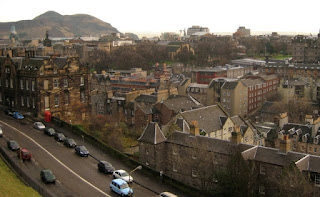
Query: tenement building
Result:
<box><xmin>0</xmin><ymin>53</ymin><xmax>90</xmax><ymax>123</ymax></box>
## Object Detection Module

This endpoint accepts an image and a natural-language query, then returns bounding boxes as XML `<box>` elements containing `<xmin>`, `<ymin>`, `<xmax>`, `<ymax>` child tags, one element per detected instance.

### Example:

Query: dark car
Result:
<box><xmin>64</xmin><ymin>138</ymin><xmax>77</xmax><ymax>148</ymax></box>
<box><xmin>75</xmin><ymin>145</ymin><xmax>89</xmax><ymax>157</ymax></box>
<box><xmin>44</xmin><ymin>127</ymin><xmax>56</xmax><ymax>136</ymax></box>
<box><xmin>40</xmin><ymin>169</ymin><xmax>56</xmax><ymax>184</ymax></box>
<box><xmin>17</xmin><ymin>148</ymin><xmax>32</xmax><ymax>161</ymax></box>
<box><xmin>98</xmin><ymin>161</ymin><xmax>115</xmax><ymax>174</ymax></box>
<box><xmin>7</xmin><ymin>140</ymin><xmax>20</xmax><ymax>151</ymax></box>
<box><xmin>4</xmin><ymin>108</ymin><xmax>14</xmax><ymax>116</ymax></box>
<box><xmin>54</xmin><ymin>132</ymin><xmax>66</xmax><ymax>142</ymax></box>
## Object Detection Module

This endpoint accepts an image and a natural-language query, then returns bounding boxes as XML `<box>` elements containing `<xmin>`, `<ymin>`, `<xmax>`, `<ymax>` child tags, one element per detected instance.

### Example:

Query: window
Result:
<box><xmin>21</xmin><ymin>96</ymin><xmax>24</xmax><ymax>106</ymax></box>
<box><xmin>245</xmin><ymin>136</ymin><xmax>248</xmax><ymax>142</ymax></box>
<box><xmin>80</xmin><ymin>90</ymin><xmax>85</xmax><ymax>102</ymax></box>
<box><xmin>5</xmin><ymin>67</ymin><xmax>10</xmax><ymax>73</ymax></box>
<box><xmin>54</xmin><ymin>95</ymin><xmax>59</xmax><ymax>106</ymax></box>
<box><xmin>20</xmin><ymin>79</ymin><xmax>24</xmax><ymax>90</ymax></box>
<box><xmin>10</xmin><ymin>78</ymin><xmax>13</xmax><ymax>88</ymax></box>
<box><xmin>172</xmin><ymin>148</ymin><xmax>178</xmax><ymax>155</ymax></box>
<box><xmin>63</xmin><ymin>78</ymin><xmax>68</xmax><ymax>87</ymax></box>
<box><xmin>315</xmin><ymin>148</ymin><xmax>317</xmax><ymax>153</ymax></box>
<box><xmin>5</xmin><ymin>79</ymin><xmax>8</xmax><ymax>87</ymax></box>
<box><xmin>40</xmin><ymin>68</ymin><xmax>43</xmax><ymax>75</ymax></box>
<box><xmin>145</xmin><ymin>148</ymin><xmax>149</xmax><ymax>155</ymax></box>
<box><xmin>26</xmin><ymin>80</ymin><xmax>29</xmax><ymax>90</ymax></box>
<box><xmin>260</xmin><ymin>165</ymin><xmax>266</xmax><ymax>175</ymax></box>
<box><xmin>315</xmin><ymin>174</ymin><xmax>320</xmax><ymax>186</ymax></box>
<box><xmin>80</xmin><ymin>76</ymin><xmax>84</xmax><ymax>86</ymax></box>
<box><xmin>27</xmin><ymin>96</ymin><xmax>30</xmax><ymax>107</ymax></box>
<box><xmin>32</xmin><ymin>98</ymin><xmax>35</xmax><ymax>108</ymax></box>
<box><xmin>173</xmin><ymin>163</ymin><xmax>177</xmax><ymax>172</ymax></box>
<box><xmin>31</xmin><ymin>80</ymin><xmax>35</xmax><ymax>91</ymax></box>
<box><xmin>44</xmin><ymin>80</ymin><xmax>49</xmax><ymax>90</ymax></box>
<box><xmin>192</xmin><ymin>169</ymin><xmax>197</xmax><ymax>177</ymax></box>
<box><xmin>192</xmin><ymin>151</ymin><xmax>197</xmax><ymax>159</ymax></box>
<box><xmin>53</xmin><ymin>79</ymin><xmax>59</xmax><ymax>88</ymax></box>
<box><xmin>259</xmin><ymin>185</ymin><xmax>265</xmax><ymax>195</ymax></box>
<box><xmin>45</xmin><ymin>96</ymin><xmax>50</xmax><ymax>109</ymax></box>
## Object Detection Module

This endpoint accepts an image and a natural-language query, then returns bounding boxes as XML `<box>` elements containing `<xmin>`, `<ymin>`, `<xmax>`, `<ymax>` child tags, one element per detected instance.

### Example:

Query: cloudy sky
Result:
<box><xmin>1</xmin><ymin>0</ymin><xmax>320</xmax><ymax>36</ymax></box>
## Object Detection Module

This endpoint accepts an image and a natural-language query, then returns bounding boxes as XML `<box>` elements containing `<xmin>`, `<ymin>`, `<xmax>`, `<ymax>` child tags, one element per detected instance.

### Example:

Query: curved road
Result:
<box><xmin>0</xmin><ymin>114</ymin><xmax>172</xmax><ymax>197</ymax></box>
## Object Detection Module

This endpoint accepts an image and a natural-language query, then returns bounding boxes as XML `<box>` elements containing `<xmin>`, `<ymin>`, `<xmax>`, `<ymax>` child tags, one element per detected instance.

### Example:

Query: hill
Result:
<box><xmin>0</xmin><ymin>11</ymin><xmax>119</xmax><ymax>39</ymax></box>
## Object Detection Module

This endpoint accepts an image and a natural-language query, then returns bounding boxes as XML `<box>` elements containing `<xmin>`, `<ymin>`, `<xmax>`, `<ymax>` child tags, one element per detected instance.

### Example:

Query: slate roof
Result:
<box><xmin>137</xmin><ymin>104</ymin><xmax>153</xmax><ymax>115</ymax></box>
<box><xmin>161</xmin><ymin>95</ymin><xmax>202</xmax><ymax>113</ymax></box>
<box><xmin>308</xmin><ymin>156</ymin><xmax>320</xmax><ymax>173</ymax></box>
<box><xmin>221</xmin><ymin>81</ymin><xmax>239</xmax><ymax>89</ymax></box>
<box><xmin>138</xmin><ymin>122</ymin><xmax>166</xmax><ymax>144</ymax></box>
<box><xmin>242</xmin><ymin>146</ymin><xmax>306</xmax><ymax>166</ymax></box>
<box><xmin>135</xmin><ymin>94</ymin><xmax>157</xmax><ymax>104</ymax></box>
<box><xmin>281</xmin><ymin>123</ymin><xmax>313</xmax><ymax>143</ymax></box>
<box><xmin>231</xmin><ymin>116</ymin><xmax>248</xmax><ymax>135</ymax></box>
<box><xmin>54</xmin><ymin>57</ymin><xmax>68</xmax><ymax>68</ymax></box>
<box><xmin>287</xmin><ymin>80</ymin><xmax>308</xmax><ymax>86</ymax></box>
<box><xmin>167</xmin><ymin>131</ymin><xmax>254</xmax><ymax>155</ymax></box>
<box><xmin>180</xmin><ymin>105</ymin><xmax>228</xmax><ymax>134</ymax></box>
<box><xmin>259</xmin><ymin>101</ymin><xmax>281</xmax><ymax>114</ymax></box>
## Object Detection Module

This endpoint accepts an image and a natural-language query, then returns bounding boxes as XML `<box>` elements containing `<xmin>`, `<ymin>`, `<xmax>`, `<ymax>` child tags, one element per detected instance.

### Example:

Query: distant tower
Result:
<box><xmin>9</xmin><ymin>25</ymin><xmax>19</xmax><ymax>42</ymax></box>
<box><xmin>43</xmin><ymin>30</ymin><xmax>52</xmax><ymax>47</ymax></box>
<box><xmin>183</xmin><ymin>28</ymin><xmax>186</xmax><ymax>37</ymax></box>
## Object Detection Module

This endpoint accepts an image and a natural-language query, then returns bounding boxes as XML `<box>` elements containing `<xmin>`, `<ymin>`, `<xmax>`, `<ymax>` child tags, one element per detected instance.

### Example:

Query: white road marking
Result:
<box><xmin>0</xmin><ymin>120</ymin><xmax>110</xmax><ymax>197</ymax></box>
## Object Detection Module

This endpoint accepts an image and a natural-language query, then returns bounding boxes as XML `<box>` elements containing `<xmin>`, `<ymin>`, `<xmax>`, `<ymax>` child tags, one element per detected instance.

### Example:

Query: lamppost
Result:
<box><xmin>129</xmin><ymin>165</ymin><xmax>142</xmax><ymax>197</ymax></box>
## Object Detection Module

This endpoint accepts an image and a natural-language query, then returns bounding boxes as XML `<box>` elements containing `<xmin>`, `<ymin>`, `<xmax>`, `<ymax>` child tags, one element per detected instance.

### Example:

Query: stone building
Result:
<box><xmin>138</xmin><ymin>121</ymin><xmax>320</xmax><ymax>195</ymax></box>
<box><xmin>291</xmin><ymin>34</ymin><xmax>320</xmax><ymax>63</ymax></box>
<box><xmin>0</xmin><ymin>53</ymin><xmax>90</xmax><ymax>123</ymax></box>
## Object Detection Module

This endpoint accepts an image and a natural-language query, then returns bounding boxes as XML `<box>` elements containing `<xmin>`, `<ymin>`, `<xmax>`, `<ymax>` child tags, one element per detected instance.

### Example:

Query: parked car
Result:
<box><xmin>13</xmin><ymin>112</ymin><xmax>24</xmax><ymax>120</ymax></box>
<box><xmin>33</xmin><ymin>122</ymin><xmax>45</xmax><ymax>130</ymax></box>
<box><xmin>54</xmin><ymin>132</ymin><xmax>66</xmax><ymax>142</ymax></box>
<box><xmin>40</xmin><ymin>169</ymin><xmax>56</xmax><ymax>184</ymax></box>
<box><xmin>110</xmin><ymin>178</ymin><xmax>133</xmax><ymax>197</ymax></box>
<box><xmin>7</xmin><ymin>140</ymin><xmax>19</xmax><ymax>151</ymax></box>
<box><xmin>17</xmin><ymin>148</ymin><xmax>32</xmax><ymax>161</ymax></box>
<box><xmin>0</xmin><ymin>126</ymin><xmax>3</xmax><ymax>137</ymax></box>
<box><xmin>4</xmin><ymin>108</ymin><xmax>14</xmax><ymax>116</ymax></box>
<box><xmin>98</xmin><ymin>161</ymin><xmax>115</xmax><ymax>174</ymax></box>
<box><xmin>113</xmin><ymin>170</ymin><xmax>133</xmax><ymax>183</ymax></box>
<box><xmin>75</xmin><ymin>145</ymin><xmax>89</xmax><ymax>157</ymax></box>
<box><xmin>159</xmin><ymin>192</ymin><xmax>178</xmax><ymax>197</ymax></box>
<box><xmin>44</xmin><ymin>127</ymin><xmax>56</xmax><ymax>136</ymax></box>
<box><xmin>64</xmin><ymin>138</ymin><xmax>77</xmax><ymax>148</ymax></box>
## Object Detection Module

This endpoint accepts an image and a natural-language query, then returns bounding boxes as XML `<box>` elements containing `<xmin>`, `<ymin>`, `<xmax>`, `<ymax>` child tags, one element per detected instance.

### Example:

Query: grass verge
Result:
<box><xmin>0</xmin><ymin>157</ymin><xmax>40</xmax><ymax>197</ymax></box>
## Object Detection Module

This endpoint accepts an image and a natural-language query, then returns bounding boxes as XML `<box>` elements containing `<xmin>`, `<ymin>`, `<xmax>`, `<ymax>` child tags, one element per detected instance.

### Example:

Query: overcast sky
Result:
<box><xmin>1</xmin><ymin>0</ymin><xmax>320</xmax><ymax>36</ymax></box>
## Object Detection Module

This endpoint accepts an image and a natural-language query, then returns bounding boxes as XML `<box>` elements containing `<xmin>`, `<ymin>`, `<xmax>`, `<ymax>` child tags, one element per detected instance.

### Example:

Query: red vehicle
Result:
<box><xmin>17</xmin><ymin>148</ymin><xmax>32</xmax><ymax>161</ymax></box>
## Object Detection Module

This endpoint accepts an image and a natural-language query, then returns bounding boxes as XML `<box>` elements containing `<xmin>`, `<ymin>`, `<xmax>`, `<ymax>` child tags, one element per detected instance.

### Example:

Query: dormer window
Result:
<box><xmin>302</xmin><ymin>134</ymin><xmax>309</xmax><ymax>143</ymax></box>
<box><xmin>314</xmin><ymin>136</ymin><xmax>319</xmax><ymax>144</ymax></box>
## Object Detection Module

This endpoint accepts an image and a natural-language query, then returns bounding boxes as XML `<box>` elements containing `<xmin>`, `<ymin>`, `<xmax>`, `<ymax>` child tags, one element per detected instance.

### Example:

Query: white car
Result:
<box><xmin>33</xmin><ymin>122</ymin><xmax>46</xmax><ymax>130</ymax></box>
<box><xmin>112</xmin><ymin>170</ymin><xmax>133</xmax><ymax>183</ymax></box>
<box><xmin>160</xmin><ymin>192</ymin><xmax>178</xmax><ymax>197</ymax></box>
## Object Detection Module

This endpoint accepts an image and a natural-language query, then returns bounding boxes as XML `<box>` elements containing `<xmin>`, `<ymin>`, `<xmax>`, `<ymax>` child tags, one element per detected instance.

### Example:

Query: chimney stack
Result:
<box><xmin>190</xmin><ymin>120</ymin><xmax>200</xmax><ymax>136</ymax></box>
<box><xmin>305</xmin><ymin>114</ymin><xmax>313</xmax><ymax>124</ymax></box>
<box><xmin>279</xmin><ymin>134</ymin><xmax>291</xmax><ymax>154</ymax></box>
<box><xmin>231</xmin><ymin>125</ymin><xmax>242</xmax><ymax>144</ymax></box>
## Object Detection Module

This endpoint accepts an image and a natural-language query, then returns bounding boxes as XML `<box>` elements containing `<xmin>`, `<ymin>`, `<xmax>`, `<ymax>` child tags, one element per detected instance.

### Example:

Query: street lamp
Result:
<box><xmin>129</xmin><ymin>165</ymin><xmax>142</xmax><ymax>197</ymax></box>
<box><xmin>129</xmin><ymin>165</ymin><xmax>142</xmax><ymax>183</ymax></box>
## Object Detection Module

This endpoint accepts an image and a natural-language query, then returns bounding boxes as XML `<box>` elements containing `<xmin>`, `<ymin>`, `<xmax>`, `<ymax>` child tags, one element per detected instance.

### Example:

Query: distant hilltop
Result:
<box><xmin>0</xmin><ymin>11</ymin><xmax>120</xmax><ymax>39</ymax></box>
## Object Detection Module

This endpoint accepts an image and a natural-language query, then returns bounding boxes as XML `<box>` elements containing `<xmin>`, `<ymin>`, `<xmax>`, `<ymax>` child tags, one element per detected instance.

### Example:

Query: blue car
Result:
<box><xmin>13</xmin><ymin>112</ymin><xmax>24</xmax><ymax>120</ymax></box>
<box><xmin>110</xmin><ymin>179</ymin><xmax>133</xmax><ymax>197</ymax></box>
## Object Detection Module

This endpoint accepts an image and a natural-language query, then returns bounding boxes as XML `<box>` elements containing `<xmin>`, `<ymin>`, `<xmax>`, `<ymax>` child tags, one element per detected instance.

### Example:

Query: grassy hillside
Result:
<box><xmin>0</xmin><ymin>157</ymin><xmax>40</xmax><ymax>197</ymax></box>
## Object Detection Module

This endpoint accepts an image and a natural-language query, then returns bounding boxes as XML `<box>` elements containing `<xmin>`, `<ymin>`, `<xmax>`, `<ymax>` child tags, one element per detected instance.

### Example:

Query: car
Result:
<box><xmin>75</xmin><ymin>145</ymin><xmax>89</xmax><ymax>157</ymax></box>
<box><xmin>113</xmin><ymin>170</ymin><xmax>133</xmax><ymax>183</ymax></box>
<box><xmin>17</xmin><ymin>148</ymin><xmax>32</xmax><ymax>161</ymax></box>
<box><xmin>7</xmin><ymin>140</ymin><xmax>19</xmax><ymax>151</ymax></box>
<box><xmin>54</xmin><ymin>132</ymin><xmax>66</xmax><ymax>142</ymax></box>
<box><xmin>159</xmin><ymin>192</ymin><xmax>178</xmax><ymax>197</ymax></box>
<box><xmin>4</xmin><ymin>108</ymin><xmax>14</xmax><ymax>116</ymax></box>
<box><xmin>40</xmin><ymin>169</ymin><xmax>56</xmax><ymax>184</ymax></box>
<box><xmin>33</xmin><ymin>122</ymin><xmax>45</xmax><ymax>130</ymax></box>
<box><xmin>0</xmin><ymin>126</ymin><xmax>3</xmax><ymax>137</ymax></box>
<box><xmin>13</xmin><ymin>112</ymin><xmax>24</xmax><ymax>120</ymax></box>
<box><xmin>98</xmin><ymin>161</ymin><xmax>115</xmax><ymax>174</ymax></box>
<box><xmin>64</xmin><ymin>138</ymin><xmax>77</xmax><ymax>148</ymax></box>
<box><xmin>44</xmin><ymin>127</ymin><xmax>56</xmax><ymax>136</ymax></box>
<box><xmin>110</xmin><ymin>178</ymin><xmax>133</xmax><ymax>197</ymax></box>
